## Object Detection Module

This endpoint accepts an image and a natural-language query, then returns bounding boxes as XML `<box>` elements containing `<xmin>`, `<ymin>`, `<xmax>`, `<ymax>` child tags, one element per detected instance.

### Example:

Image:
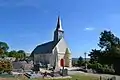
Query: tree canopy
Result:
<box><xmin>8</xmin><ymin>50</ymin><xmax>26</xmax><ymax>60</ymax></box>
<box><xmin>77</xmin><ymin>56</ymin><xmax>84</xmax><ymax>66</ymax></box>
<box><xmin>89</xmin><ymin>30</ymin><xmax>120</xmax><ymax>74</ymax></box>
<box><xmin>88</xmin><ymin>49</ymin><xmax>102</xmax><ymax>64</ymax></box>
<box><xmin>0</xmin><ymin>42</ymin><xmax>9</xmax><ymax>52</ymax></box>
<box><xmin>0</xmin><ymin>42</ymin><xmax>9</xmax><ymax>57</ymax></box>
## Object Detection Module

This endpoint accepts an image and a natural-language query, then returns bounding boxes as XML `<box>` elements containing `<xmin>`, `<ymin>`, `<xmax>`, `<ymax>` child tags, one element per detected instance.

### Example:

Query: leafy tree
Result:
<box><xmin>0</xmin><ymin>42</ymin><xmax>9</xmax><ymax>57</ymax></box>
<box><xmin>0</xmin><ymin>48</ymin><xmax>4</xmax><ymax>56</ymax></box>
<box><xmin>17</xmin><ymin>50</ymin><xmax>25</xmax><ymax>53</ymax></box>
<box><xmin>98</xmin><ymin>30</ymin><xmax>120</xmax><ymax>64</ymax></box>
<box><xmin>8</xmin><ymin>50</ymin><xmax>17</xmax><ymax>57</ymax></box>
<box><xmin>0</xmin><ymin>42</ymin><xmax>9</xmax><ymax>52</ymax></box>
<box><xmin>98</xmin><ymin>30</ymin><xmax>120</xmax><ymax>52</ymax></box>
<box><xmin>77</xmin><ymin>56</ymin><xmax>84</xmax><ymax>66</ymax></box>
<box><xmin>17</xmin><ymin>50</ymin><xmax>26</xmax><ymax>60</ymax></box>
<box><xmin>89</xmin><ymin>30</ymin><xmax>120</xmax><ymax>74</ymax></box>
<box><xmin>8</xmin><ymin>50</ymin><xmax>26</xmax><ymax>61</ymax></box>
<box><xmin>88</xmin><ymin>49</ymin><xmax>102</xmax><ymax>64</ymax></box>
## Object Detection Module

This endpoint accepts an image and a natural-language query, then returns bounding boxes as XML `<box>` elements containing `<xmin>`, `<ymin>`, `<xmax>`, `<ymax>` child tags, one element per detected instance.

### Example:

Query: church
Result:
<box><xmin>31</xmin><ymin>16</ymin><xmax>72</xmax><ymax>69</ymax></box>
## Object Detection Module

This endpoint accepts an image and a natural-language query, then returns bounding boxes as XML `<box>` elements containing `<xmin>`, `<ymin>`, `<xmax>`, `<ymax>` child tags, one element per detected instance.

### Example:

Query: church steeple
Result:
<box><xmin>56</xmin><ymin>16</ymin><xmax>64</xmax><ymax>31</ymax></box>
<box><xmin>54</xmin><ymin>16</ymin><xmax>64</xmax><ymax>42</ymax></box>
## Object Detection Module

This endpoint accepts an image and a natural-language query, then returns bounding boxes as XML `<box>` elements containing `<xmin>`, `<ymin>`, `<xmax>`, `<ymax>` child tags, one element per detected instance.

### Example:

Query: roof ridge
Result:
<box><xmin>37</xmin><ymin>41</ymin><xmax>54</xmax><ymax>47</ymax></box>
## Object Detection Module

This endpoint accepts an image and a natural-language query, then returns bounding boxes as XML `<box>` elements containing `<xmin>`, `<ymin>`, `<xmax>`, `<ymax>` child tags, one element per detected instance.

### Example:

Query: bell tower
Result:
<box><xmin>54</xmin><ymin>16</ymin><xmax>64</xmax><ymax>42</ymax></box>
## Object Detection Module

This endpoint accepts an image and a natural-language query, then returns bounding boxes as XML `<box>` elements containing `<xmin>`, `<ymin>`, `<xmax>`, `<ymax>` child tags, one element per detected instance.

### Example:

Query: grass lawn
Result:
<box><xmin>71</xmin><ymin>74</ymin><xmax>99</xmax><ymax>80</ymax></box>
<box><xmin>0</xmin><ymin>74</ymin><xmax>100</xmax><ymax>80</ymax></box>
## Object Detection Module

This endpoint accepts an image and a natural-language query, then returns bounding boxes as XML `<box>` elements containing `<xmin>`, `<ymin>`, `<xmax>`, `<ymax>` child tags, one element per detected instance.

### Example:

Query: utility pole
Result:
<box><xmin>33</xmin><ymin>54</ymin><xmax>34</xmax><ymax>65</ymax></box>
<box><xmin>84</xmin><ymin>52</ymin><xmax>87</xmax><ymax>70</ymax></box>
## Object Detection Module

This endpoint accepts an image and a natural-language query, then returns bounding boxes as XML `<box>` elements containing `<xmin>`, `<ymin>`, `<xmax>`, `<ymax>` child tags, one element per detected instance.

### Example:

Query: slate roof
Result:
<box><xmin>31</xmin><ymin>16</ymin><xmax>64</xmax><ymax>55</ymax></box>
<box><xmin>31</xmin><ymin>41</ymin><xmax>57</xmax><ymax>54</ymax></box>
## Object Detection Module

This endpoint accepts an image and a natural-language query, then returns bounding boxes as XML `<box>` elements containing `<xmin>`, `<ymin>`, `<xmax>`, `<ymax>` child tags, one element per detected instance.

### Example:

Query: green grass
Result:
<box><xmin>0</xmin><ymin>74</ymin><xmax>100</xmax><ymax>80</ymax></box>
<box><xmin>0</xmin><ymin>74</ymin><xmax>15</xmax><ymax>78</ymax></box>
<box><xmin>18</xmin><ymin>74</ymin><xmax>99</xmax><ymax>80</ymax></box>
<box><xmin>30</xmin><ymin>75</ymin><xmax>99</xmax><ymax>80</ymax></box>
<box><xmin>71</xmin><ymin>74</ymin><xmax>99</xmax><ymax>80</ymax></box>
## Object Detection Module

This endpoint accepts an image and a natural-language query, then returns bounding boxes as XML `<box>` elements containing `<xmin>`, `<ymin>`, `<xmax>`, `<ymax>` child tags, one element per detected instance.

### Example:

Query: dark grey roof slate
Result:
<box><xmin>32</xmin><ymin>41</ymin><xmax>56</xmax><ymax>54</ymax></box>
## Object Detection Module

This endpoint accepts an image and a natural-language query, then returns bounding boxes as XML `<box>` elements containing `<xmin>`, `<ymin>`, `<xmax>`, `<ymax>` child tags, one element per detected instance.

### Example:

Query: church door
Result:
<box><xmin>60</xmin><ymin>59</ymin><xmax>64</xmax><ymax>67</ymax></box>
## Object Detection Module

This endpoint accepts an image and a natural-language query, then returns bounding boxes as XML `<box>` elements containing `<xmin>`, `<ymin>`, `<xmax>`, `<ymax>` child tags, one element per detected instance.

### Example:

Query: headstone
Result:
<box><xmin>60</xmin><ymin>69</ymin><xmax>68</xmax><ymax>76</ymax></box>
<box><xmin>111</xmin><ymin>76</ymin><xmax>116</xmax><ymax>80</ymax></box>
<box><xmin>33</xmin><ymin>64</ymin><xmax>40</xmax><ymax>72</ymax></box>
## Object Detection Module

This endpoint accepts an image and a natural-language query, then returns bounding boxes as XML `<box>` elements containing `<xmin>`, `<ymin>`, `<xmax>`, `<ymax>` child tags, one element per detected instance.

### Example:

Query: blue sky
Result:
<box><xmin>0</xmin><ymin>0</ymin><xmax>120</xmax><ymax>58</ymax></box>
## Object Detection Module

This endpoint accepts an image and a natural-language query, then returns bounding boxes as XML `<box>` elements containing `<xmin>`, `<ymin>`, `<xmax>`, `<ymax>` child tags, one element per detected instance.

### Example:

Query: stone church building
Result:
<box><xmin>31</xmin><ymin>16</ymin><xmax>72</xmax><ymax>69</ymax></box>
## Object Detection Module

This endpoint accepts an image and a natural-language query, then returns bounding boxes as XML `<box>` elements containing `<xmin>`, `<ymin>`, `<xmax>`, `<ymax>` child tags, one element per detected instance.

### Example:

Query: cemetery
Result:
<box><xmin>0</xmin><ymin>17</ymin><xmax>120</xmax><ymax>80</ymax></box>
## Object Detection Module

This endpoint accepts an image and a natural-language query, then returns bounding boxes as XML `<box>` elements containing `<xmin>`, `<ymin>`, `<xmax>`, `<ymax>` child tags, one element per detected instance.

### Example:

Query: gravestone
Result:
<box><xmin>33</xmin><ymin>64</ymin><xmax>40</xmax><ymax>73</ymax></box>
<box><xmin>60</xmin><ymin>69</ymin><xmax>68</xmax><ymax>76</ymax></box>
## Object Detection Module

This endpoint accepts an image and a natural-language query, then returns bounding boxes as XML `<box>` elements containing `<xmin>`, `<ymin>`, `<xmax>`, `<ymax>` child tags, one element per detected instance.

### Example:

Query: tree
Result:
<box><xmin>17</xmin><ymin>50</ymin><xmax>25</xmax><ymax>54</ymax></box>
<box><xmin>90</xmin><ymin>30</ymin><xmax>120</xmax><ymax>74</ymax></box>
<box><xmin>98</xmin><ymin>30</ymin><xmax>120</xmax><ymax>63</ymax></box>
<box><xmin>0</xmin><ymin>42</ymin><xmax>9</xmax><ymax>52</ymax></box>
<box><xmin>8</xmin><ymin>50</ymin><xmax>17</xmax><ymax>57</ymax></box>
<box><xmin>0</xmin><ymin>42</ymin><xmax>9</xmax><ymax>57</ymax></box>
<box><xmin>8</xmin><ymin>50</ymin><xmax>26</xmax><ymax>61</ymax></box>
<box><xmin>88</xmin><ymin>49</ymin><xmax>103</xmax><ymax>64</ymax></box>
<box><xmin>0</xmin><ymin>48</ymin><xmax>4</xmax><ymax>56</ymax></box>
<box><xmin>98</xmin><ymin>30</ymin><xmax>120</xmax><ymax>52</ymax></box>
<box><xmin>77</xmin><ymin>56</ymin><xmax>84</xmax><ymax>67</ymax></box>
<box><xmin>17</xmin><ymin>50</ymin><xmax>26</xmax><ymax>60</ymax></box>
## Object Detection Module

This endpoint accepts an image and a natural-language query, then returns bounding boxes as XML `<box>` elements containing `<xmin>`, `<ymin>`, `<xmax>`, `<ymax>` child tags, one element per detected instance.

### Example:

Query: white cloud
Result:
<box><xmin>84</xmin><ymin>27</ymin><xmax>95</xmax><ymax>31</ymax></box>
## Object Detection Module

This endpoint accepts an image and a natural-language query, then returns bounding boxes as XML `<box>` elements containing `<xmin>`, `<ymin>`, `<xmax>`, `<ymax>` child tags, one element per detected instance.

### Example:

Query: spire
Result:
<box><xmin>56</xmin><ymin>16</ymin><xmax>64</xmax><ymax>31</ymax></box>
<box><xmin>54</xmin><ymin>16</ymin><xmax>64</xmax><ymax>42</ymax></box>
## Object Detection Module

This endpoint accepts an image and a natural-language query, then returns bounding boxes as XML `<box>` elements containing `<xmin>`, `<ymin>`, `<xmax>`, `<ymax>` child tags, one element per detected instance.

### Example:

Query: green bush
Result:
<box><xmin>0</xmin><ymin>60</ymin><xmax>13</xmax><ymax>74</ymax></box>
<box><xmin>87</xmin><ymin>62</ymin><xmax>92</xmax><ymax>69</ymax></box>
<box><xmin>81</xmin><ymin>61</ymin><xmax>89</xmax><ymax>66</ymax></box>
<box><xmin>87</xmin><ymin>63</ymin><xmax>101</xmax><ymax>70</ymax></box>
<box><xmin>102</xmin><ymin>65</ymin><xmax>115</xmax><ymax>74</ymax></box>
<box><xmin>88</xmin><ymin>63</ymin><xmax>115</xmax><ymax>74</ymax></box>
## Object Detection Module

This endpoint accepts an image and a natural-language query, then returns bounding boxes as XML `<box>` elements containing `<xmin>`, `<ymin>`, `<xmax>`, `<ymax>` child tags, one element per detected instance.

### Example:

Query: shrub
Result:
<box><xmin>0</xmin><ymin>60</ymin><xmax>13</xmax><ymax>74</ymax></box>
<box><xmin>89</xmin><ymin>63</ymin><xmax>115</xmax><ymax>74</ymax></box>
<box><xmin>87</xmin><ymin>62</ymin><xmax>92</xmax><ymax>69</ymax></box>
<box><xmin>81</xmin><ymin>61</ymin><xmax>90</xmax><ymax>66</ymax></box>
<box><xmin>102</xmin><ymin>65</ymin><xmax>115</xmax><ymax>74</ymax></box>
<box><xmin>4</xmin><ymin>60</ymin><xmax>13</xmax><ymax>74</ymax></box>
<box><xmin>89</xmin><ymin>63</ymin><xmax>98</xmax><ymax>70</ymax></box>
